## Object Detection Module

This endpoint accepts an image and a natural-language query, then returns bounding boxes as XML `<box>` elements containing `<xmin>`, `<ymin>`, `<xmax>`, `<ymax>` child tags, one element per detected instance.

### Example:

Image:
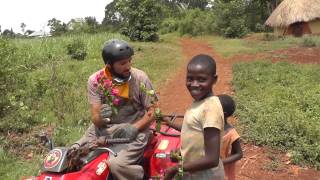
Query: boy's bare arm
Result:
<box><xmin>222</xmin><ymin>139</ymin><xmax>243</xmax><ymax>165</ymax></box>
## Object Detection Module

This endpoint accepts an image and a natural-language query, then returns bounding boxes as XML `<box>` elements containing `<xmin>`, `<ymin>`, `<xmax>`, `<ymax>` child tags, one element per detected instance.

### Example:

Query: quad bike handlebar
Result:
<box><xmin>150</xmin><ymin>114</ymin><xmax>184</xmax><ymax>137</ymax></box>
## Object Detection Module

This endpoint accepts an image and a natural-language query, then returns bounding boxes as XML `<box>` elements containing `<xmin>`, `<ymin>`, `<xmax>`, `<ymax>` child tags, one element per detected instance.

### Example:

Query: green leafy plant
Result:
<box><xmin>301</xmin><ymin>36</ymin><xmax>316</xmax><ymax>47</ymax></box>
<box><xmin>66</xmin><ymin>39</ymin><xmax>87</xmax><ymax>60</ymax></box>
<box><xmin>140</xmin><ymin>82</ymin><xmax>162</xmax><ymax>132</ymax></box>
<box><xmin>170</xmin><ymin>150</ymin><xmax>183</xmax><ymax>179</ymax></box>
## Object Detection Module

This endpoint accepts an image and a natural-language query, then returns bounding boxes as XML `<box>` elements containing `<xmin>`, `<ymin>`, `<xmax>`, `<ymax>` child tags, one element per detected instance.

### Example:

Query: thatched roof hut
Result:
<box><xmin>265</xmin><ymin>0</ymin><xmax>320</xmax><ymax>37</ymax></box>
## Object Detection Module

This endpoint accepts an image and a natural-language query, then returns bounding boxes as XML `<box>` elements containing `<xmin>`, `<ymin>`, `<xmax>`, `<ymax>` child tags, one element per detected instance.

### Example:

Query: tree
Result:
<box><xmin>2</xmin><ymin>28</ymin><xmax>15</xmax><ymax>38</ymax></box>
<box><xmin>67</xmin><ymin>18</ymin><xmax>85</xmax><ymax>33</ymax></box>
<box><xmin>103</xmin><ymin>0</ymin><xmax>123</xmax><ymax>28</ymax></box>
<box><xmin>20</xmin><ymin>23</ymin><xmax>26</xmax><ymax>35</ymax></box>
<box><xmin>47</xmin><ymin>18</ymin><xmax>67</xmax><ymax>36</ymax></box>
<box><xmin>178</xmin><ymin>0</ymin><xmax>212</xmax><ymax>10</ymax></box>
<box><xmin>25</xmin><ymin>30</ymin><xmax>35</xmax><ymax>36</ymax></box>
<box><xmin>116</xmin><ymin>0</ymin><xmax>162</xmax><ymax>41</ymax></box>
<box><xmin>84</xmin><ymin>16</ymin><xmax>99</xmax><ymax>33</ymax></box>
<box><xmin>213</xmin><ymin>0</ymin><xmax>248</xmax><ymax>38</ymax></box>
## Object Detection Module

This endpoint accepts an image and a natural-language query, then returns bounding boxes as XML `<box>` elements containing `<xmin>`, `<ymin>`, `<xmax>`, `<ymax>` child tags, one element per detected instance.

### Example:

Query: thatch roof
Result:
<box><xmin>265</xmin><ymin>0</ymin><xmax>320</xmax><ymax>27</ymax></box>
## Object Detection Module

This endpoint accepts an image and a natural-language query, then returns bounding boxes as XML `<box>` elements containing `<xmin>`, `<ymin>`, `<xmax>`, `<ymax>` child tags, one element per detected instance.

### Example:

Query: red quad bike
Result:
<box><xmin>23</xmin><ymin>114</ymin><xmax>183</xmax><ymax>180</ymax></box>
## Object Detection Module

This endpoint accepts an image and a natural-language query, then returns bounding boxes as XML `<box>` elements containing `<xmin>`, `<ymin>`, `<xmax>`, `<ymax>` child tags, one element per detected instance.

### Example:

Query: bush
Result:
<box><xmin>66</xmin><ymin>39</ymin><xmax>87</xmax><ymax>60</ymax></box>
<box><xmin>301</xmin><ymin>36</ymin><xmax>317</xmax><ymax>47</ymax></box>
<box><xmin>159</xmin><ymin>18</ymin><xmax>179</xmax><ymax>34</ymax></box>
<box><xmin>263</xmin><ymin>33</ymin><xmax>276</xmax><ymax>41</ymax></box>
<box><xmin>233</xmin><ymin>61</ymin><xmax>320</xmax><ymax>168</ymax></box>
<box><xmin>213</xmin><ymin>0</ymin><xmax>249</xmax><ymax>38</ymax></box>
<box><xmin>178</xmin><ymin>9</ymin><xmax>216</xmax><ymax>36</ymax></box>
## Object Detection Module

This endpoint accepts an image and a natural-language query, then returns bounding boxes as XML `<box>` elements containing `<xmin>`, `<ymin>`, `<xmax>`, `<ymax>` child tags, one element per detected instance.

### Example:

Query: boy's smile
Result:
<box><xmin>186</xmin><ymin>63</ymin><xmax>217</xmax><ymax>101</ymax></box>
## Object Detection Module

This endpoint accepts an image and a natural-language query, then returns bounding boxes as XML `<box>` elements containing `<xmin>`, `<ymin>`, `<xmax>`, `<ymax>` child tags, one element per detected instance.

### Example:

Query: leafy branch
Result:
<box><xmin>140</xmin><ymin>82</ymin><xmax>162</xmax><ymax>132</ymax></box>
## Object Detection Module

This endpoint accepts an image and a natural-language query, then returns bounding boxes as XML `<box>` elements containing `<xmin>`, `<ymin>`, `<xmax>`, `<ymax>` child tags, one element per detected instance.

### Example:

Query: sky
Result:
<box><xmin>0</xmin><ymin>0</ymin><xmax>112</xmax><ymax>33</ymax></box>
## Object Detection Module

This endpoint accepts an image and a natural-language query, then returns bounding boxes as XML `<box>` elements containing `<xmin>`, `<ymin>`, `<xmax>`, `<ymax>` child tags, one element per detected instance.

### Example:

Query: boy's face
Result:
<box><xmin>186</xmin><ymin>63</ymin><xmax>217</xmax><ymax>101</ymax></box>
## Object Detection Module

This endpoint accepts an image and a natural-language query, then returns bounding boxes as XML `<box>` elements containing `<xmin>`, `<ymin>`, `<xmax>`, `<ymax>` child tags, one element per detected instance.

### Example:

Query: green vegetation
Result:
<box><xmin>204</xmin><ymin>35</ymin><xmax>320</xmax><ymax>57</ymax></box>
<box><xmin>213</xmin><ymin>0</ymin><xmax>248</xmax><ymax>38</ymax></box>
<box><xmin>301</xmin><ymin>36</ymin><xmax>317</xmax><ymax>47</ymax></box>
<box><xmin>117</xmin><ymin>0</ymin><xmax>162</xmax><ymax>41</ymax></box>
<box><xmin>233</xmin><ymin>61</ymin><xmax>320</xmax><ymax>168</ymax></box>
<box><xmin>0</xmin><ymin>148</ymin><xmax>42</xmax><ymax>179</ymax></box>
<box><xmin>0</xmin><ymin>32</ymin><xmax>183</xmax><ymax>179</ymax></box>
<box><xmin>178</xmin><ymin>9</ymin><xmax>216</xmax><ymax>36</ymax></box>
<box><xmin>66</xmin><ymin>39</ymin><xmax>87</xmax><ymax>60</ymax></box>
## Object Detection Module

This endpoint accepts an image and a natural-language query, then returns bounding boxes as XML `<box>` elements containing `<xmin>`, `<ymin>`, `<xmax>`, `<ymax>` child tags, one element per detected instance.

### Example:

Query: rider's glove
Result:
<box><xmin>112</xmin><ymin>123</ymin><xmax>139</xmax><ymax>141</ymax></box>
<box><xmin>67</xmin><ymin>143</ymin><xmax>81</xmax><ymax>157</ymax></box>
<box><xmin>100</xmin><ymin>104</ymin><xmax>112</xmax><ymax>124</ymax></box>
<box><xmin>70</xmin><ymin>143</ymin><xmax>80</xmax><ymax>150</ymax></box>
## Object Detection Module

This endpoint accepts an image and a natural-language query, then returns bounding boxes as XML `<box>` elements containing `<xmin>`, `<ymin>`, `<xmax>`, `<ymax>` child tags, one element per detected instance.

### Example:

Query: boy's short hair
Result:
<box><xmin>217</xmin><ymin>94</ymin><xmax>235</xmax><ymax>118</ymax></box>
<box><xmin>188</xmin><ymin>54</ymin><xmax>216</xmax><ymax>75</ymax></box>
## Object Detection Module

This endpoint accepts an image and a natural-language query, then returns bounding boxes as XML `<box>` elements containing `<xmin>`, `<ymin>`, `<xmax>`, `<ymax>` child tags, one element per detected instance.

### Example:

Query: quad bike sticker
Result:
<box><xmin>43</xmin><ymin>149</ymin><xmax>62</xmax><ymax>169</ymax></box>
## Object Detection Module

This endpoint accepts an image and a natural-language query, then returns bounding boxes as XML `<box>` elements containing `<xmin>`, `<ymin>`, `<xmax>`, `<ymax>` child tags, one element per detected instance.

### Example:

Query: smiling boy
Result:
<box><xmin>164</xmin><ymin>54</ymin><xmax>224</xmax><ymax>179</ymax></box>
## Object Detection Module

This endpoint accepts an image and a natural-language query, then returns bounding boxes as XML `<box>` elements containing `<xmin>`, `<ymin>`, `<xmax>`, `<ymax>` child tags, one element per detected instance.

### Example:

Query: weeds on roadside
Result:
<box><xmin>233</xmin><ymin>61</ymin><xmax>320</xmax><ymax>169</ymax></box>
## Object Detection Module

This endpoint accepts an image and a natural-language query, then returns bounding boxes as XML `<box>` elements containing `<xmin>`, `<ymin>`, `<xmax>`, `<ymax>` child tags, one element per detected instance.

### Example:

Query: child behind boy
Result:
<box><xmin>217</xmin><ymin>94</ymin><xmax>243</xmax><ymax>180</ymax></box>
<box><xmin>164</xmin><ymin>54</ymin><xmax>224</xmax><ymax>180</ymax></box>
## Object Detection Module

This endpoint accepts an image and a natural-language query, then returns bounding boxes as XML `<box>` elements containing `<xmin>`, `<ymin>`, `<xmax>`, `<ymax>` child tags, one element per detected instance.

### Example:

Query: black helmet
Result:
<box><xmin>102</xmin><ymin>39</ymin><xmax>134</xmax><ymax>64</ymax></box>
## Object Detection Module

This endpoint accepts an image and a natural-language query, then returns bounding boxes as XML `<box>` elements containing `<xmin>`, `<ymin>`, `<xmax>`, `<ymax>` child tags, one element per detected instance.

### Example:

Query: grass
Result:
<box><xmin>0</xmin><ymin>32</ymin><xmax>183</xmax><ymax>179</ymax></box>
<box><xmin>232</xmin><ymin>61</ymin><xmax>320</xmax><ymax>168</ymax></box>
<box><xmin>201</xmin><ymin>33</ymin><xmax>320</xmax><ymax>58</ymax></box>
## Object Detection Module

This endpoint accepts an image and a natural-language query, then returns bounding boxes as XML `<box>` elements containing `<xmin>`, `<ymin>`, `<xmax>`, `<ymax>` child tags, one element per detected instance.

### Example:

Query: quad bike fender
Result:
<box><xmin>29</xmin><ymin>153</ymin><xmax>110</xmax><ymax>180</ymax></box>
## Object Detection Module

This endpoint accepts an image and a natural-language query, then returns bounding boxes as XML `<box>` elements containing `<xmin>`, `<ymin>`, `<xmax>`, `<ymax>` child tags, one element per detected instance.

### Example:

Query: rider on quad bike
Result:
<box><xmin>70</xmin><ymin>39</ymin><xmax>158</xmax><ymax>180</ymax></box>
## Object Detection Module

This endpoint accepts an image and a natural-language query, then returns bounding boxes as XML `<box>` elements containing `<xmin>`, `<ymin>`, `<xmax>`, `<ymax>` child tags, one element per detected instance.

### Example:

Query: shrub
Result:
<box><xmin>301</xmin><ymin>36</ymin><xmax>316</xmax><ymax>47</ymax></box>
<box><xmin>159</xmin><ymin>18</ymin><xmax>179</xmax><ymax>34</ymax></box>
<box><xmin>66</xmin><ymin>39</ymin><xmax>87</xmax><ymax>60</ymax></box>
<box><xmin>178</xmin><ymin>9</ymin><xmax>216</xmax><ymax>36</ymax></box>
<box><xmin>263</xmin><ymin>33</ymin><xmax>276</xmax><ymax>41</ymax></box>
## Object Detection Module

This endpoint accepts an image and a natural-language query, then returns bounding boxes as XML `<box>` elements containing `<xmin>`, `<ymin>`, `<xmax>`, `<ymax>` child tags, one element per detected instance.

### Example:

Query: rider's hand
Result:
<box><xmin>100</xmin><ymin>104</ymin><xmax>112</xmax><ymax>124</ymax></box>
<box><xmin>67</xmin><ymin>143</ymin><xmax>80</xmax><ymax>157</ymax></box>
<box><xmin>112</xmin><ymin>123</ymin><xmax>139</xmax><ymax>141</ymax></box>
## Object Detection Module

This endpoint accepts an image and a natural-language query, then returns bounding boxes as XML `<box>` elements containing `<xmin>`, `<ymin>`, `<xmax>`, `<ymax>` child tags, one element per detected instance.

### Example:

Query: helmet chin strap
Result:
<box><xmin>109</xmin><ymin>67</ymin><xmax>131</xmax><ymax>85</ymax></box>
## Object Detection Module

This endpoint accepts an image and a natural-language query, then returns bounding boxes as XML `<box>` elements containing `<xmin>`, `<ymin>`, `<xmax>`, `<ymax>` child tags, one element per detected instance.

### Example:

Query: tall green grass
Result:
<box><xmin>0</xmin><ymin>32</ymin><xmax>183</xmax><ymax>179</ymax></box>
<box><xmin>233</xmin><ymin>61</ymin><xmax>320</xmax><ymax>168</ymax></box>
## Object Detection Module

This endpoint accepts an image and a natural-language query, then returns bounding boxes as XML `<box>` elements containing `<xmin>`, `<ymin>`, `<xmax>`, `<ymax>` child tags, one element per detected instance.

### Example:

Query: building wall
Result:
<box><xmin>273</xmin><ymin>20</ymin><xmax>320</xmax><ymax>37</ymax></box>
<box><xmin>274</xmin><ymin>27</ymin><xmax>285</xmax><ymax>36</ymax></box>
<box><xmin>309</xmin><ymin>19</ymin><xmax>320</xmax><ymax>34</ymax></box>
